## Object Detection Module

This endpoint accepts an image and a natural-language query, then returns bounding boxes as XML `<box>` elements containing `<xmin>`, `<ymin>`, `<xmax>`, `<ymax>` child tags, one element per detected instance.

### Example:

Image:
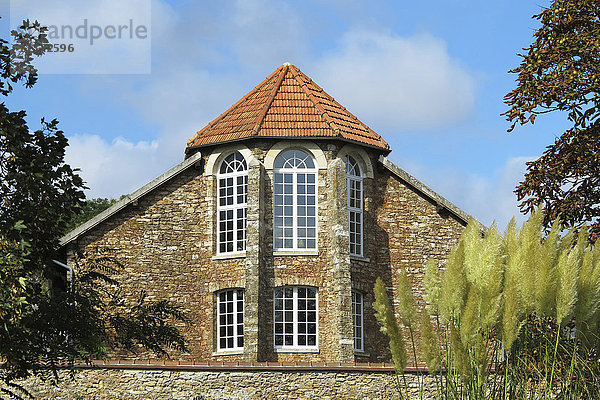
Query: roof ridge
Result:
<box><xmin>296</xmin><ymin>69</ymin><xmax>388</xmax><ymax>148</ymax></box>
<box><xmin>287</xmin><ymin>64</ymin><xmax>342</xmax><ymax>139</ymax></box>
<box><xmin>186</xmin><ymin>66</ymin><xmax>285</xmax><ymax>147</ymax></box>
<box><xmin>378</xmin><ymin>155</ymin><xmax>479</xmax><ymax>228</ymax></box>
<box><xmin>252</xmin><ymin>64</ymin><xmax>288</xmax><ymax>135</ymax></box>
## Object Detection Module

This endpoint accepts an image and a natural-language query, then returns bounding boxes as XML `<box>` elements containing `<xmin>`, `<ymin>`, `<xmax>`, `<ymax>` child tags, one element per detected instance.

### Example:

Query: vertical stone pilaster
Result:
<box><xmin>244</xmin><ymin>159</ymin><xmax>264</xmax><ymax>361</ymax></box>
<box><xmin>327</xmin><ymin>158</ymin><xmax>354</xmax><ymax>362</ymax></box>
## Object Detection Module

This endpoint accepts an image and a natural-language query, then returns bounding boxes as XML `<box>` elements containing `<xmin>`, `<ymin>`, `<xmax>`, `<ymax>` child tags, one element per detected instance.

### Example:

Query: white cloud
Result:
<box><xmin>65</xmin><ymin>134</ymin><xmax>162</xmax><ymax>199</ymax></box>
<box><xmin>397</xmin><ymin>156</ymin><xmax>532</xmax><ymax>230</ymax></box>
<box><xmin>11</xmin><ymin>0</ymin><xmax>151</xmax><ymax>74</ymax></box>
<box><xmin>60</xmin><ymin>1</ymin><xmax>479</xmax><ymax>200</ymax></box>
<box><xmin>311</xmin><ymin>30</ymin><xmax>476</xmax><ymax>131</ymax></box>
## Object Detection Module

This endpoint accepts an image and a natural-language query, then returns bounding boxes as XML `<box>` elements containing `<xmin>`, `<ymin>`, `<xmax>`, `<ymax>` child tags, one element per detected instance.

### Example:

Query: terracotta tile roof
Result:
<box><xmin>186</xmin><ymin>63</ymin><xmax>390</xmax><ymax>152</ymax></box>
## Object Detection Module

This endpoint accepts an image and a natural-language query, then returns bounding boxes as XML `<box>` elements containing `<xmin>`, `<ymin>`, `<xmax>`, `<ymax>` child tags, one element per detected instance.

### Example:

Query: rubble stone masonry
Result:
<box><xmin>52</xmin><ymin>139</ymin><xmax>465</xmax><ymax>397</ymax></box>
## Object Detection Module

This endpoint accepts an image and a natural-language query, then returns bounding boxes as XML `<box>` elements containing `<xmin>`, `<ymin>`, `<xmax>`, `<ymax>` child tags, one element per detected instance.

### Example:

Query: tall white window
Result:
<box><xmin>352</xmin><ymin>291</ymin><xmax>364</xmax><ymax>352</ymax></box>
<box><xmin>217</xmin><ymin>152</ymin><xmax>247</xmax><ymax>254</ymax></box>
<box><xmin>345</xmin><ymin>156</ymin><xmax>363</xmax><ymax>257</ymax></box>
<box><xmin>273</xmin><ymin>150</ymin><xmax>317</xmax><ymax>251</ymax></box>
<box><xmin>274</xmin><ymin>286</ymin><xmax>318</xmax><ymax>349</ymax></box>
<box><xmin>217</xmin><ymin>289</ymin><xmax>244</xmax><ymax>351</ymax></box>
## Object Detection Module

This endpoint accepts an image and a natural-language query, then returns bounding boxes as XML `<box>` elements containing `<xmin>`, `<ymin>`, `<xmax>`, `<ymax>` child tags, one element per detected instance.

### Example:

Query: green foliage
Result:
<box><xmin>0</xmin><ymin>19</ymin><xmax>50</xmax><ymax>96</ymax></box>
<box><xmin>0</xmin><ymin>109</ymin><xmax>86</xmax><ymax>270</ymax></box>
<box><xmin>375</xmin><ymin>209</ymin><xmax>600</xmax><ymax>399</ymax></box>
<box><xmin>2</xmin><ymin>244</ymin><xmax>190</xmax><ymax>380</ymax></box>
<box><xmin>504</xmin><ymin>0</ymin><xmax>600</xmax><ymax>240</ymax></box>
<box><xmin>64</xmin><ymin>197</ymin><xmax>119</xmax><ymax>233</ymax></box>
<box><xmin>0</xmin><ymin>20</ymin><xmax>189</xmax><ymax>398</ymax></box>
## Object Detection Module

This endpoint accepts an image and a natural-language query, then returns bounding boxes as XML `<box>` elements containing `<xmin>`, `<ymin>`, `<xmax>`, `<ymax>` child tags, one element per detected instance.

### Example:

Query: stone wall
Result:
<box><xmin>64</xmin><ymin>139</ymin><xmax>466</xmax><ymax>365</ymax></box>
<box><xmin>17</xmin><ymin>368</ymin><xmax>438</xmax><ymax>400</ymax></box>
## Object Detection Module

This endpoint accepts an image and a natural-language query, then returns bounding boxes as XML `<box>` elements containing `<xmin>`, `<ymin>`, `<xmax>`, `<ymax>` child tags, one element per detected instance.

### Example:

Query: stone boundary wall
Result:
<box><xmin>17</xmin><ymin>367</ymin><xmax>438</xmax><ymax>400</ymax></box>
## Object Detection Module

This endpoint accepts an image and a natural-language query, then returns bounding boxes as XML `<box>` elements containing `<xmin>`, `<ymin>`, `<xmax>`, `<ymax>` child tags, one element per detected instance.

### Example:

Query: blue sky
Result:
<box><xmin>4</xmin><ymin>0</ymin><xmax>567</xmax><ymax>228</ymax></box>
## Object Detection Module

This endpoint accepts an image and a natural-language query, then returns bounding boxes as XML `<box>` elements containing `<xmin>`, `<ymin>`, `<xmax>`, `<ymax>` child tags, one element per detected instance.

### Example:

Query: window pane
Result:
<box><xmin>217</xmin><ymin>152</ymin><xmax>247</xmax><ymax>254</ymax></box>
<box><xmin>352</xmin><ymin>291</ymin><xmax>364</xmax><ymax>351</ymax></box>
<box><xmin>217</xmin><ymin>289</ymin><xmax>245</xmax><ymax>350</ymax></box>
<box><xmin>273</xmin><ymin>286</ymin><xmax>318</xmax><ymax>349</ymax></box>
<box><xmin>273</xmin><ymin>151</ymin><xmax>317</xmax><ymax>251</ymax></box>
<box><xmin>347</xmin><ymin>171</ymin><xmax>363</xmax><ymax>257</ymax></box>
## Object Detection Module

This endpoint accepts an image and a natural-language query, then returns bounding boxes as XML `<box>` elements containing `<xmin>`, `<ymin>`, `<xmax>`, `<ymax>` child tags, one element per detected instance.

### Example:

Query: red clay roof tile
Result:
<box><xmin>186</xmin><ymin>63</ymin><xmax>390</xmax><ymax>152</ymax></box>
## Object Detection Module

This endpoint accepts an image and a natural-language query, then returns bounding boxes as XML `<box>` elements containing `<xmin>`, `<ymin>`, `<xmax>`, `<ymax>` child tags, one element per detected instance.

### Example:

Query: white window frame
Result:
<box><xmin>217</xmin><ymin>152</ymin><xmax>248</xmax><ymax>255</ymax></box>
<box><xmin>273</xmin><ymin>149</ymin><xmax>318</xmax><ymax>252</ymax></box>
<box><xmin>216</xmin><ymin>288</ymin><xmax>245</xmax><ymax>352</ymax></box>
<box><xmin>352</xmin><ymin>291</ymin><xmax>364</xmax><ymax>352</ymax></box>
<box><xmin>345</xmin><ymin>156</ymin><xmax>364</xmax><ymax>257</ymax></box>
<box><xmin>273</xmin><ymin>286</ymin><xmax>318</xmax><ymax>350</ymax></box>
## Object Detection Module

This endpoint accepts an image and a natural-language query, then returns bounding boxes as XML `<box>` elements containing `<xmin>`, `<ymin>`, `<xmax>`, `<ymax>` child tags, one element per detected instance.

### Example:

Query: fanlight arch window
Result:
<box><xmin>273</xmin><ymin>149</ymin><xmax>317</xmax><ymax>251</ymax></box>
<box><xmin>345</xmin><ymin>156</ymin><xmax>363</xmax><ymax>257</ymax></box>
<box><xmin>217</xmin><ymin>152</ymin><xmax>248</xmax><ymax>254</ymax></box>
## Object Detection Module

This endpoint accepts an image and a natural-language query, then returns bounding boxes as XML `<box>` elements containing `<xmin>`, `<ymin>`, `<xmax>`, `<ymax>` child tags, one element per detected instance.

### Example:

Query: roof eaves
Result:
<box><xmin>185</xmin><ymin>135</ymin><xmax>392</xmax><ymax>154</ymax></box>
<box><xmin>378</xmin><ymin>155</ymin><xmax>479</xmax><ymax>227</ymax></box>
<box><xmin>59</xmin><ymin>151</ymin><xmax>203</xmax><ymax>247</ymax></box>
<box><xmin>336</xmin><ymin>105</ymin><xmax>389</xmax><ymax>151</ymax></box>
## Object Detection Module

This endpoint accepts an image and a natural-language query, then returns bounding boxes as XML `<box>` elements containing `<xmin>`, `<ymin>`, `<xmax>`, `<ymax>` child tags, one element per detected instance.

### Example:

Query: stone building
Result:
<box><xmin>35</xmin><ymin>63</ymin><xmax>473</xmax><ymax>399</ymax></box>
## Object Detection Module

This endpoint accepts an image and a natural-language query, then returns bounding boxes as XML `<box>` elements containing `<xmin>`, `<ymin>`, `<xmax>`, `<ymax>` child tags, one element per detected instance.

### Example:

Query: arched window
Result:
<box><xmin>273</xmin><ymin>149</ymin><xmax>317</xmax><ymax>251</ymax></box>
<box><xmin>217</xmin><ymin>152</ymin><xmax>247</xmax><ymax>254</ymax></box>
<box><xmin>345</xmin><ymin>156</ymin><xmax>363</xmax><ymax>257</ymax></box>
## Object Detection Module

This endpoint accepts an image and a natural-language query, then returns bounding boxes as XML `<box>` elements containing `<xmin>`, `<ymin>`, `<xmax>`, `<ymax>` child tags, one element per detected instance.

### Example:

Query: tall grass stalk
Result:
<box><xmin>374</xmin><ymin>209</ymin><xmax>600</xmax><ymax>399</ymax></box>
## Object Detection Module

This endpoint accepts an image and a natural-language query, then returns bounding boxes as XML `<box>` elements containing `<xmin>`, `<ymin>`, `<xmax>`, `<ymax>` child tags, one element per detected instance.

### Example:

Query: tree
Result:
<box><xmin>0</xmin><ymin>21</ymin><xmax>188</xmax><ymax>397</ymax></box>
<box><xmin>504</xmin><ymin>0</ymin><xmax>600</xmax><ymax>240</ymax></box>
<box><xmin>64</xmin><ymin>197</ymin><xmax>119</xmax><ymax>232</ymax></box>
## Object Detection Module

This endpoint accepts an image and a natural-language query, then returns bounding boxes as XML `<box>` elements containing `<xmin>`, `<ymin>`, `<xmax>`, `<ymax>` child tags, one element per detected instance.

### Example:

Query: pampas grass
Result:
<box><xmin>374</xmin><ymin>208</ymin><xmax>600</xmax><ymax>399</ymax></box>
<box><xmin>373</xmin><ymin>277</ymin><xmax>407</xmax><ymax>374</ymax></box>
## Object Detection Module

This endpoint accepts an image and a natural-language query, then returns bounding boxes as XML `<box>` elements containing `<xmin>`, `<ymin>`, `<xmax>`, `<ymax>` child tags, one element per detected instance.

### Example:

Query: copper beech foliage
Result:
<box><xmin>504</xmin><ymin>0</ymin><xmax>600</xmax><ymax>240</ymax></box>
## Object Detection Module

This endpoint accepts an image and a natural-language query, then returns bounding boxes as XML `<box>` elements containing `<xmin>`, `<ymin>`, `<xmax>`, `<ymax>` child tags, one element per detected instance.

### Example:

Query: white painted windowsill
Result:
<box><xmin>273</xmin><ymin>251</ymin><xmax>319</xmax><ymax>257</ymax></box>
<box><xmin>212</xmin><ymin>350</ymin><xmax>244</xmax><ymax>356</ymax></box>
<box><xmin>212</xmin><ymin>252</ymin><xmax>246</xmax><ymax>260</ymax></box>
<box><xmin>275</xmin><ymin>348</ymin><xmax>320</xmax><ymax>354</ymax></box>
<box><xmin>350</xmin><ymin>255</ymin><xmax>370</xmax><ymax>262</ymax></box>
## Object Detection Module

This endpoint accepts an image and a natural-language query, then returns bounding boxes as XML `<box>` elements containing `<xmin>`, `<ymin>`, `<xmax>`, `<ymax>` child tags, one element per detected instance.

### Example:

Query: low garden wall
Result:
<box><xmin>15</xmin><ymin>362</ymin><xmax>438</xmax><ymax>399</ymax></box>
